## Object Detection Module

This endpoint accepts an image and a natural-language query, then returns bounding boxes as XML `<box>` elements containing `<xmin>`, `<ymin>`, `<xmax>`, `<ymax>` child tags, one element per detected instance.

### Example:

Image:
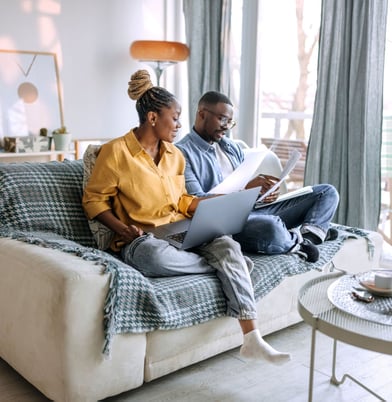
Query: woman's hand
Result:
<box><xmin>188</xmin><ymin>194</ymin><xmax>222</xmax><ymax>214</ymax></box>
<box><xmin>117</xmin><ymin>224</ymin><xmax>144</xmax><ymax>243</ymax></box>
<box><xmin>95</xmin><ymin>210</ymin><xmax>144</xmax><ymax>244</ymax></box>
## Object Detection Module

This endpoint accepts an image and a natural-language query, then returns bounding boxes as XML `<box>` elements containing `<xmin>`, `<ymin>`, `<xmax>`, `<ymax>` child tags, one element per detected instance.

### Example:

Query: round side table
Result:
<box><xmin>298</xmin><ymin>272</ymin><xmax>392</xmax><ymax>402</ymax></box>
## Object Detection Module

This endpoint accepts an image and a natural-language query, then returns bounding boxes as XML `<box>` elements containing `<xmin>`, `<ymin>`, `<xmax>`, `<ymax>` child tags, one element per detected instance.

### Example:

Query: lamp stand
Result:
<box><xmin>143</xmin><ymin>61</ymin><xmax>177</xmax><ymax>86</ymax></box>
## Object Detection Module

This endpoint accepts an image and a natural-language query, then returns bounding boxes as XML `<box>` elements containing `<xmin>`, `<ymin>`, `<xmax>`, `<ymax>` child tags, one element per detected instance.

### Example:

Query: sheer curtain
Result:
<box><xmin>183</xmin><ymin>0</ymin><xmax>231</xmax><ymax>128</ymax></box>
<box><xmin>305</xmin><ymin>0</ymin><xmax>388</xmax><ymax>230</ymax></box>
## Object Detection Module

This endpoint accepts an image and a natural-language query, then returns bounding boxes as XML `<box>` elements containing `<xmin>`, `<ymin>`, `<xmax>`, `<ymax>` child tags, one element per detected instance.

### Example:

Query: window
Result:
<box><xmin>379</xmin><ymin>4</ymin><xmax>392</xmax><ymax>245</ymax></box>
<box><xmin>257</xmin><ymin>1</ymin><xmax>321</xmax><ymax>145</ymax></box>
<box><xmin>230</xmin><ymin>0</ymin><xmax>321</xmax><ymax>188</ymax></box>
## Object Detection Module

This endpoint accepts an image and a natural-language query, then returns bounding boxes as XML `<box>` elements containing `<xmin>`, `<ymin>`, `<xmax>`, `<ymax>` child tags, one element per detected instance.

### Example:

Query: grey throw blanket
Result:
<box><xmin>0</xmin><ymin>225</ymin><xmax>373</xmax><ymax>356</ymax></box>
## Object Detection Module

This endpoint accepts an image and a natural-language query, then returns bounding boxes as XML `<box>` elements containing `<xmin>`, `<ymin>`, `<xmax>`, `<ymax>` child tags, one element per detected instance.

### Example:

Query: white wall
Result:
<box><xmin>0</xmin><ymin>0</ymin><xmax>188</xmax><ymax>141</ymax></box>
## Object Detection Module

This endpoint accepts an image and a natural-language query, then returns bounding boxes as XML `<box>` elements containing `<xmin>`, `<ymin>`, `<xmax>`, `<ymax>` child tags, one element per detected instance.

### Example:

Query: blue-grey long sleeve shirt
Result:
<box><xmin>176</xmin><ymin>129</ymin><xmax>244</xmax><ymax>196</ymax></box>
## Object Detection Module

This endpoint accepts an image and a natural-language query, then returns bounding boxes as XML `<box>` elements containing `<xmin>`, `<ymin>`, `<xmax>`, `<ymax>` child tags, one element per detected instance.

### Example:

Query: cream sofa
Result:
<box><xmin>0</xmin><ymin>157</ymin><xmax>383</xmax><ymax>402</ymax></box>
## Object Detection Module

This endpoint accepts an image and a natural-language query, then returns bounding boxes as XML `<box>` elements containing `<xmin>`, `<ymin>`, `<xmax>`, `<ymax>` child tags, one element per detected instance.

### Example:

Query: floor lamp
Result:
<box><xmin>130</xmin><ymin>40</ymin><xmax>189</xmax><ymax>86</ymax></box>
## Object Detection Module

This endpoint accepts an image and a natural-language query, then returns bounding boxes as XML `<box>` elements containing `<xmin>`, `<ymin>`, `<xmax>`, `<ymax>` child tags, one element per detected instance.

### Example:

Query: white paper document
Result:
<box><xmin>209</xmin><ymin>148</ymin><xmax>268</xmax><ymax>194</ymax></box>
<box><xmin>255</xmin><ymin>149</ymin><xmax>302</xmax><ymax>203</ymax></box>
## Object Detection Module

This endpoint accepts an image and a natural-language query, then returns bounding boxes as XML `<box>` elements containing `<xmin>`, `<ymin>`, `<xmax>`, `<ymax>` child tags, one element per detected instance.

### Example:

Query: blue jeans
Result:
<box><xmin>233</xmin><ymin>184</ymin><xmax>339</xmax><ymax>254</ymax></box>
<box><xmin>121</xmin><ymin>233</ymin><xmax>257</xmax><ymax>320</ymax></box>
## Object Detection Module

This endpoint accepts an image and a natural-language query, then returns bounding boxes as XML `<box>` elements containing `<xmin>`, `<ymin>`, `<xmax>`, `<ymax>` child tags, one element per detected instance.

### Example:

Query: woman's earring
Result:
<box><xmin>152</xmin><ymin>121</ymin><xmax>156</xmax><ymax>127</ymax></box>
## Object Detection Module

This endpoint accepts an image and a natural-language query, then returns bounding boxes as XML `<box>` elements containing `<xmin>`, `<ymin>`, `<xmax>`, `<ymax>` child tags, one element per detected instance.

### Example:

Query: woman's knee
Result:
<box><xmin>122</xmin><ymin>235</ymin><xmax>169</xmax><ymax>270</ymax></box>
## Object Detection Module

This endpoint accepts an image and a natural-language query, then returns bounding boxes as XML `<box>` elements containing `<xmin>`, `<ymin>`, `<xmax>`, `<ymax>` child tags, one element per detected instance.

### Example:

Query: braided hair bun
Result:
<box><xmin>128</xmin><ymin>69</ymin><xmax>177</xmax><ymax>125</ymax></box>
<box><xmin>128</xmin><ymin>70</ymin><xmax>154</xmax><ymax>100</ymax></box>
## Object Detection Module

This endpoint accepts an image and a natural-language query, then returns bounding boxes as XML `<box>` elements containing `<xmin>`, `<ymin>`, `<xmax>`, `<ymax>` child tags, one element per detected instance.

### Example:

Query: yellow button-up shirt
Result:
<box><xmin>82</xmin><ymin>130</ymin><xmax>195</xmax><ymax>249</ymax></box>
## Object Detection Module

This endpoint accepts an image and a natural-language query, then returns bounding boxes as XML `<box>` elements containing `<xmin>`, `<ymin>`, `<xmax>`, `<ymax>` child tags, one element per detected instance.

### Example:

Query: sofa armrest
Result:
<box><xmin>0</xmin><ymin>238</ymin><xmax>146</xmax><ymax>402</ymax></box>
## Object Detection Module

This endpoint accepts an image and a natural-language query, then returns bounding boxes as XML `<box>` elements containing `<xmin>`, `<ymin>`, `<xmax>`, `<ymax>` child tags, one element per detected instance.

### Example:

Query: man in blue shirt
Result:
<box><xmin>176</xmin><ymin>91</ymin><xmax>339</xmax><ymax>262</ymax></box>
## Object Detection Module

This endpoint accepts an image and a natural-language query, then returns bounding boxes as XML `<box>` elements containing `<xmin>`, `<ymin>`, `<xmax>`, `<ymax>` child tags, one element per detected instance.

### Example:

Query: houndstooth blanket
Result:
<box><xmin>0</xmin><ymin>225</ymin><xmax>374</xmax><ymax>356</ymax></box>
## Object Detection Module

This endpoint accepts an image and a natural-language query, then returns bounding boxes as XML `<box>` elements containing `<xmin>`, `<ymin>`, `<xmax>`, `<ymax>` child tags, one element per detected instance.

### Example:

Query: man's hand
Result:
<box><xmin>246</xmin><ymin>174</ymin><xmax>280</xmax><ymax>203</ymax></box>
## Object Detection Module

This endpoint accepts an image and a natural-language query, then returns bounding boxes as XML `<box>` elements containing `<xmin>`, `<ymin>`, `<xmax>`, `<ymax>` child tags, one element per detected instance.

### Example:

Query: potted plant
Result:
<box><xmin>52</xmin><ymin>126</ymin><xmax>72</xmax><ymax>151</ymax></box>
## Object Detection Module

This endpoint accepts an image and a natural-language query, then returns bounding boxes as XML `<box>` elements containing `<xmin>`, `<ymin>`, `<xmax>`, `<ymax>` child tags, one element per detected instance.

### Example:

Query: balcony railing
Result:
<box><xmin>260</xmin><ymin>111</ymin><xmax>313</xmax><ymax>140</ymax></box>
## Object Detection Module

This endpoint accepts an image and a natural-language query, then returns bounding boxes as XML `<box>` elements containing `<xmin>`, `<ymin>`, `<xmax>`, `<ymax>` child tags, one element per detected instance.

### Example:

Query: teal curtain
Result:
<box><xmin>305</xmin><ymin>0</ymin><xmax>388</xmax><ymax>230</ymax></box>
<box><xmin>183</xmin><ymin>0</ymin><xmax>231</xmax><ymax>127</ymax></box>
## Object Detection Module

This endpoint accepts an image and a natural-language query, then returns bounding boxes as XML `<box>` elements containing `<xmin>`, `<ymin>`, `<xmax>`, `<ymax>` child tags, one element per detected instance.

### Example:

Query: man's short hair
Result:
<box><xmin>198</xmin><ymin>91</ymin><xmax>233</xmax><ymax>107</ymax></box>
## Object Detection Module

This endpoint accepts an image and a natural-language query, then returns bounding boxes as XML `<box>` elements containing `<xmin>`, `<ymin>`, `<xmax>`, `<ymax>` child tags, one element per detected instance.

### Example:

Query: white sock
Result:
<box><xmin>240</xmin><ymin>329</ymin><xmax>291</xmax><ymax>364</ymax></box>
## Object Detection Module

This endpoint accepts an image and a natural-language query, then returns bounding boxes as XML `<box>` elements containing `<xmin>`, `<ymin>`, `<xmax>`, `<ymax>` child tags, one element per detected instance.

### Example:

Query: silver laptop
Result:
<box><xmin>144</xmin><ymin>187</ymin><xmax>261</xmax><ymax>250</ymax></box>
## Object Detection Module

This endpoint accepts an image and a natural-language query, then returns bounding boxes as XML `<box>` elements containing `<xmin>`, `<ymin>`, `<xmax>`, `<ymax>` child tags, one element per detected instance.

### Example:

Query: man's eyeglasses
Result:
<box><xmin>203</xmin><ymin>108</ymin><xmax>236</xmax><ymax>129</ymax></box>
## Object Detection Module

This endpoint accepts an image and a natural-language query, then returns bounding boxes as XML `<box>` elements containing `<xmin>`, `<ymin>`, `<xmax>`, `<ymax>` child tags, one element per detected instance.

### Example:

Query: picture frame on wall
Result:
<box><xmin>0</xmin><ymin>49</ymin><xmax>65</xmax><ymax>148</ymax></box>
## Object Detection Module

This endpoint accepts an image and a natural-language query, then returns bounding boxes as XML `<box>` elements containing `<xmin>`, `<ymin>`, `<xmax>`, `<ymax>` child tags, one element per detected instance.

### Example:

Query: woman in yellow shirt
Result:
<box><xmin>82</xmin><ymin>70</ymin><xmax>290</xmax><ymax>364</ymax></box>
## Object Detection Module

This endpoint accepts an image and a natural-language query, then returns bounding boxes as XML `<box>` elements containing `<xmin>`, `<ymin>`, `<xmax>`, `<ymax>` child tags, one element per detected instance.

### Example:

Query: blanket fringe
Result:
<box><xmin>102</xmin><ymin>261</ymin><xmax>120</xmax><ymax>358</ymax></box>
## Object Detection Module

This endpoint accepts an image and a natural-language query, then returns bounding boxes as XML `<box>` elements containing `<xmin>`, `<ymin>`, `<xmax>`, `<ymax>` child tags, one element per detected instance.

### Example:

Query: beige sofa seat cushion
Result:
<box><xmin>144</xmin><ymin>231</ymin><xmax>383</xmax><ymax>381</ymax></box>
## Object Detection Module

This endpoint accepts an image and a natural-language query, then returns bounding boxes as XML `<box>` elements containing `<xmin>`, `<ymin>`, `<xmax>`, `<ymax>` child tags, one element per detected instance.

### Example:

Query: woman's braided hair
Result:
<box><xmin>128</xmin><ymin>70</ymin><xmax>177</xmax><ymax>124</ymax></box>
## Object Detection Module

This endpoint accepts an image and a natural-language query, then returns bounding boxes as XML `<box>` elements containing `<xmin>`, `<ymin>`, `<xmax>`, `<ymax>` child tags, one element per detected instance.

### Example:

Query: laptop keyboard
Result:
<box><xmin>167</xmin><ymin>230</ymin><xmax>187</xmax><ymax>244</ymax></box>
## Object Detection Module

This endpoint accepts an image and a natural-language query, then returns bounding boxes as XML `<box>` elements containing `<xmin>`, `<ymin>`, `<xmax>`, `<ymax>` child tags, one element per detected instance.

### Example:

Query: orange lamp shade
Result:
<box><xmin>130</xmin><ymin>40</ymin><xmax>189</xmax><ymax>62</ymax></box>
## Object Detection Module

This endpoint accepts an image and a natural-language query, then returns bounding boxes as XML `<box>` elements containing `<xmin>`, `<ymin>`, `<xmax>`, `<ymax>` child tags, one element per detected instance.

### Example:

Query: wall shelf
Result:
<box><xmin>0</xmin><ymin>150</ymin><xmax>75</xmax><ymax>163</ymax></box>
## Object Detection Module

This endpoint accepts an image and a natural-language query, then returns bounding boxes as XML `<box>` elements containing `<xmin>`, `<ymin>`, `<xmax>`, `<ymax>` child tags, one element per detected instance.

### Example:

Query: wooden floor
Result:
<box><xmin>0</xmin><ymin>321</ymin><xmax>391</xmax><ymax>402</ymax></box>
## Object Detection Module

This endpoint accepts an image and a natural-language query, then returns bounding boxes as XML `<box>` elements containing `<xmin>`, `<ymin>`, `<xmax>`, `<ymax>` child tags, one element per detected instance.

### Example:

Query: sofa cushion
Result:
<box><xmin>0</xmin><ymin>160</ymin><xmax>96</xmax><ymax>247</ymax></box>
<box><xmin>0</xmin><ymin>224</ymin><xmax>377</xmax><ymax>357</ymax></box>
<box><xmin>82</xmin><ymin>144</ymin><xmax>115</xmax><ymax>250</ymax></box>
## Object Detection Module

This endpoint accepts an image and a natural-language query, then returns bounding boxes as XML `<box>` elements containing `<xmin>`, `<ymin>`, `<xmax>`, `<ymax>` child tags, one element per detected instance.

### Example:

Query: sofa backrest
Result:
<box><xmin>0</xmin><ymin>159</ymin><xmax>96</xmax><ymax>247</ymax></box>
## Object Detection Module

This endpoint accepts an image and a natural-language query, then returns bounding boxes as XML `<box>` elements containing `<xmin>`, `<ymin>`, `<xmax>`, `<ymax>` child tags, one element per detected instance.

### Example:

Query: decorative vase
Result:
<box><xmin>53</xmin><ymin>133</ymin><xmax>72</xmax><ymax>151</ymax></box>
